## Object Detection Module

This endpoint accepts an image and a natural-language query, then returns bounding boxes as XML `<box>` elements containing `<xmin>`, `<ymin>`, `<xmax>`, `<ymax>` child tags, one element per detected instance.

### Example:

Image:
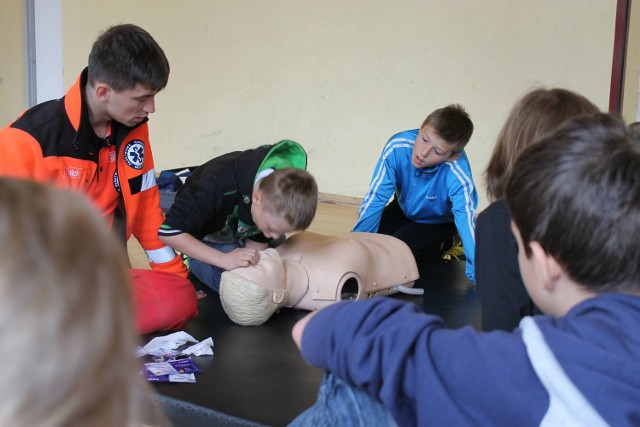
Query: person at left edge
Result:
<box><xmin>0</xmin><ymin>24</ymin><xmax>197</xmax><ymax>334</ymax></box>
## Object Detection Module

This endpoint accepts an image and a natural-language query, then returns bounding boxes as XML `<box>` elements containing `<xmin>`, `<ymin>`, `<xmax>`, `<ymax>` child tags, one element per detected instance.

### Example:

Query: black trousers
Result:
<box><xmin>378</xmin><ymin>198</ymin><xmax>457</xmax><ymax>257</ymax></box>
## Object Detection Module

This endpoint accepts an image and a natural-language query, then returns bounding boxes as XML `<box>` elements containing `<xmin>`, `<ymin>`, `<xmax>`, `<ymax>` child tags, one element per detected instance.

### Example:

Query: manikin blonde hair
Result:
<box><xmin>0</xmin><ymin>179</ymin><xmax>166</xmax><ymax>427</ymax></box>
<box><xmin>219</xmin><ymin>271</ymin><xmax>288</xmax><ymax>326</ymax></box>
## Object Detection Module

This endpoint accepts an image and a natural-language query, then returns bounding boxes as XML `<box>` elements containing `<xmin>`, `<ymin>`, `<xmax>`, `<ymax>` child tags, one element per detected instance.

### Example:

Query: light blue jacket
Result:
<box><xmin>353</xmin><ymin>129</ymin><xmax>478</xmax><ymax>282</ymax></box>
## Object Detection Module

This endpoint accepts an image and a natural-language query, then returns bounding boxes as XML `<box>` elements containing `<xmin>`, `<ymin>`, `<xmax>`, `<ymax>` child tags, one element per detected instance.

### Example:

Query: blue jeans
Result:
<box><xmin>188</xmin><ymin>240</ymin><xmax>241</xmax><ymax>292</ymax></box>
<box><xmin>288</xmin><ymin>373</ymin><xmax>397</xmax><ymax>427</ymax></box>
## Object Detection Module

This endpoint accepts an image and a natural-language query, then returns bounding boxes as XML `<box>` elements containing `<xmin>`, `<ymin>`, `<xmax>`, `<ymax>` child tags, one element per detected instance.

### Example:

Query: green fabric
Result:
<box><xmin>256</xmin><ymin>139</ymin><xmax>307</xmax><ymax>175</ymax></box>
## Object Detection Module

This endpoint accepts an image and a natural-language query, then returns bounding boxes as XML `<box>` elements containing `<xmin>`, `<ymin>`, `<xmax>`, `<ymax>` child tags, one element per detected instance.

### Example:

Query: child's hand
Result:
<box><xmin>223</xmin><ymin>248</ymin><xmax>260</xmax><ymax>270</ymax></box>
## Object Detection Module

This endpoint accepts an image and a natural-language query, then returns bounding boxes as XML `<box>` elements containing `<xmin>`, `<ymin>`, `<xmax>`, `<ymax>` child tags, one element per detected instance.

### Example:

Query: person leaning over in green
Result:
<box><xmin>159</xmin><ymin>140</ymin><xmax>318</xmax><ymax>292</ymax></box>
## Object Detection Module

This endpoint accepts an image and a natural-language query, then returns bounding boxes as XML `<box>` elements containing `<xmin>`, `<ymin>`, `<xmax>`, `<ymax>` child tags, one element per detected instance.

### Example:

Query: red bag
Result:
<box><xmin>130</xmin><ymin>269</ymin><xmax>198</xmax><ymax>334</ymax></box>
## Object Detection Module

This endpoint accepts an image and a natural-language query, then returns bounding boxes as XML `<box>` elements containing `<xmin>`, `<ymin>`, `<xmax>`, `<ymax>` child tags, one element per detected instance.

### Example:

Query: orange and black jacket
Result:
<box><xmin>0</xmin><ymin>68</ymin><xmax>187</xmax><ymax>277</ymax></box>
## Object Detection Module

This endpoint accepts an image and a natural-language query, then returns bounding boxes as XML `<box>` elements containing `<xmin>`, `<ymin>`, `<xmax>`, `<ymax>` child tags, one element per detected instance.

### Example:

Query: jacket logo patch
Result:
<box><xmin>64</xmin><ymin>166</ymin><xmax>82</xmax><ymax>179</ymax></box>
<box><xmin>124</xmin><ymin>140</ymin><xmax>145</xmax><ymax>170</ymax></box>
<box><xmin>113</xmin><ymin>171</ymin><xmax>121</xmax><ymax>193</ymax></box>
<box><xmin>108</xmin><ymin>150</ymin><xmax>117</xmax><ymax>162</ymax></box>
<box><xmin>425</xmin><ymin>195</ymin><xmax>437</xmax><ymax>200</ymax></box>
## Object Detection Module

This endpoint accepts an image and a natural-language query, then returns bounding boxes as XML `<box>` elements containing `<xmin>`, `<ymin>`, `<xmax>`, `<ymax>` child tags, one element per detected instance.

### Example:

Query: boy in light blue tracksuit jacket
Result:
<box><xmin>353</xmin><ymin>104</ymin><xmax>477</xmax><ymax>282</ymax></box>
<box><xmin>291</xmin><ymin>113</ymin><xmax>640</xmax><ymax>426</ymax></box>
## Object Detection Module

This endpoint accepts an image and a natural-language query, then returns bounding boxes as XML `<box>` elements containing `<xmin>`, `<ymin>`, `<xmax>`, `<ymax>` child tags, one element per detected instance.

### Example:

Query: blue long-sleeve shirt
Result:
<box><xmin>353</xmin><ymin>129</ymin><xmax>478</xmax><ymax>282</ymax></box>
<box><xmin>300</xmin><ymin>294</ymin><xmax>640</xmax><ymax>426</ymax></box>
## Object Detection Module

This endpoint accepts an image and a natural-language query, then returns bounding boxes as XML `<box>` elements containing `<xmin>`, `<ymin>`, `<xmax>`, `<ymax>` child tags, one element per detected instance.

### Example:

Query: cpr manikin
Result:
<box><xmin>219</xmin><ymin>231</ymin><xmax>420</xmax><ymax>326</ymax></box>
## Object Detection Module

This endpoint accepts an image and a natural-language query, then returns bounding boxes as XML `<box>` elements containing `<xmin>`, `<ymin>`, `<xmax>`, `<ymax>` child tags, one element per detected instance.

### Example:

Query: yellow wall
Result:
<box><xmin>0</xmin><ymin>0</ymin><xmax>25</xmax><ymax>125</ymax></box>
<box><xmin>2</xmin><ymin>1</ymin><xmax>618</xmax><ymax>210</ymax></box>
<box><xmin>622</xmin><ymin>0</ymin><xmax>640</xmax><ymax>123</ymax></box>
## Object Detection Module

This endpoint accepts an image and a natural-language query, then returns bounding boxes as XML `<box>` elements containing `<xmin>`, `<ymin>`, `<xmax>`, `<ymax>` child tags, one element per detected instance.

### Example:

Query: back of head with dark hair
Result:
<box><xmin>88</xmin><ymin>23</ymin><xmax>170</xmax><ymax>92</ymax></box>
<box><xmin>486</xmin><ymin>88</ymin><xmax>599</xmax><ymax>201</ymax></box>
<box><xmin>507</xmin><ymin>113</ymin><xmax>640</xmax><ymax>294</ymax></box>
<box><xmin>422</xmin><ymin>104</ymin><xmax>474</xmax><ymax>154</ymax></box>
<box><xmin>258</xmin><ymin>168</ymin><xmax>318</xmax><ymax>230</ymax></box>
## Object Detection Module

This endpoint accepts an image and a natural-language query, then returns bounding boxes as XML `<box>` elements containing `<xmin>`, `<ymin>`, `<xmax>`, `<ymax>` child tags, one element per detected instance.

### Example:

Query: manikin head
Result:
<box><xmin>219</xmin><ymin>231</ymin><xmax>420</xmax><ymax>326</ymax></box>
<box><xmin>219</xmin><ymin>249</ymin><xmax>290</xmax><ymax>326</ymax></box>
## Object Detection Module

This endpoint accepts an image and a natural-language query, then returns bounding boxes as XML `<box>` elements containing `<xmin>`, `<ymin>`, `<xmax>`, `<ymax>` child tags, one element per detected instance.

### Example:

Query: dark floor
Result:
<box><xmin>146</xmin><ymin>256</ymin><xmax>480</xmax><ymax>427</ymax></box>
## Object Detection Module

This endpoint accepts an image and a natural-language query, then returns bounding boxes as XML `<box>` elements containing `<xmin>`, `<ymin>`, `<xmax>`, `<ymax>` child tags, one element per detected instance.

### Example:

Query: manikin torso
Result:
<box><xmin>227</xmin><ymin>231</ymin><xmax>419</xmax><ymax>311</ymax></box>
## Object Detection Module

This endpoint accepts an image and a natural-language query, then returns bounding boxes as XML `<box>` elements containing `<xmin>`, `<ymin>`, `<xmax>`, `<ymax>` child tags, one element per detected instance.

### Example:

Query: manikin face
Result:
<box><xmin>220</xmin><ymin>248</ymin><xmax>287</xmax><ymax>313</ymax></box>
<box><xmin>234</xmin><ymin>248</ymin><xmax>286</xmax><ymax>292</ymax></box>
<box><xmin>102</xmin><ymin>83</ymin><xmax>158</xmax><ymax>127</ymax></box>
<box><xmin>411</xmin><ymin>125</ymin><xmax>459</xmax><ymax>169</ymax></box>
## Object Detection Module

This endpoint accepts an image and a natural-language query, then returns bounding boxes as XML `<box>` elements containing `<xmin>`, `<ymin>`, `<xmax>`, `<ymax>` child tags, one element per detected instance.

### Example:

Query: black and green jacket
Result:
<box><xmin>159</xmin><ymin>140</ymin><xmax>307</xmax><ymax>244</ymax></box>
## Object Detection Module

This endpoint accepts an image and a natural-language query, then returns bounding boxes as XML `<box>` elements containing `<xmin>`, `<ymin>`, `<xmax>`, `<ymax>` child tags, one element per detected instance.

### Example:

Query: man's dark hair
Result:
<box><xmin>507</xmin><ymin>112</ymin><xmax>640</xmax><ymax>293</ymax></box>
<box><xmin>87</xmin><ymin>24</ymin><xmax>170</xmax><ymax>92</ymax></box>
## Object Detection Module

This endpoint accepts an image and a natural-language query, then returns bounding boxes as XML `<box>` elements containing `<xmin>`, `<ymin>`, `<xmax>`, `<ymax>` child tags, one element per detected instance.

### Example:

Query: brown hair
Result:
<box><xmin>421</xmin><ymin>104</ymin><xmax>474</xmax><ymax>154</ymax></box>
<box><xmin>485</xmin><ymin>88</ymin><xmax>599</xmax><ymax>201</ymax></box>
<box><xmin>257</xmin><ymin>168</ymin><xmax>318</xmax><ymax>230</ymax></box>
<box><xmin>0</xmin><ymin>178</ymin><xmax>167</xmax><ymax>426</ymax></box>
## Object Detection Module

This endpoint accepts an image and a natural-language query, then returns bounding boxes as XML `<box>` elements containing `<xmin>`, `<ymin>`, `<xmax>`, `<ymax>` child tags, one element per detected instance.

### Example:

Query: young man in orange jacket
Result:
<box><xmin>0</xmin><ymin>24</ymin><xmax>197</xmax><ymax>334</ymax></box>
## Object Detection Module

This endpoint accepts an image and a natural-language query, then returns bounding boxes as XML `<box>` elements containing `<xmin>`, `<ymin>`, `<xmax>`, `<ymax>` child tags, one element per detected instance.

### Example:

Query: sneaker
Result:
<box><xmin>441</xmin><ymin>236</ymin><xmax>466</xmax><ymax>261</ymax></box>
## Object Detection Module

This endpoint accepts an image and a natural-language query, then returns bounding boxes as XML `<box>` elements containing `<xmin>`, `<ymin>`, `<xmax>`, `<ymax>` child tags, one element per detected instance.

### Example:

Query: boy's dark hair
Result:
<box><xmin>421</xmin><ymin>104</ymin><xmax>473</xmax><ymax>154</ymax></box>
<box><xmin>258</xmin><ymin>168</ymin><xmax>318</xmax><ymax>230</ymax></box>
<box><xmin>88</xmin><ymin>24</ymin><xmax>170</xmax><ymax>92</ymax></box>
<box><xmin>507</xmin><ymin>113</ymin><xmax>640</xmax><ymax>293</ymax></box>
